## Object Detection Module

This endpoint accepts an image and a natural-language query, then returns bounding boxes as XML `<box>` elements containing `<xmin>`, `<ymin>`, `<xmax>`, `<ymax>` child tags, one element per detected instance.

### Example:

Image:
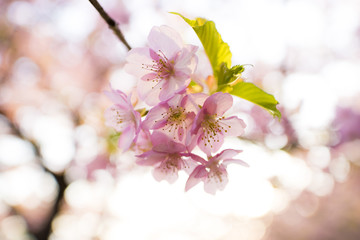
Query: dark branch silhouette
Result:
<box><xmin>89</xmin><ymin>0</ymin><xmax>132</xmax><ymax>51</ymax></box>
<box><xmin>0</xmin><ymin>110</ymin><xmax>67</xmax><ymax>240</ymax></box>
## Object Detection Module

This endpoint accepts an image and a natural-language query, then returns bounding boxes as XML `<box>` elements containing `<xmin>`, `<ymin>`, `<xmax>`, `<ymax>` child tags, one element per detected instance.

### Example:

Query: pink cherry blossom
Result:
<box><xmin>185</xmin><ymin>149</ymin><xmax>249</xmax><ymax>194</ymax></box>
<box><xmin>142</xmin><ymin>93</ymin><xmax>207</xmax><ymax>148</ymax></box>
<box><xmin>136</xmin><ymin>131</ymin><xmax>192</xmax><ymax>183</ymax></box>
<box><xmin>104</xmin><ymin>88</ymin><xmax>141</xmax><ymax>152</ymax></box>
<box><xmin>124</xmin><ymin>25</ymin><xmax>198</xmax><ymax>105</ymax></box>
<box><xmin>191</xmin><ymin>92</ymin><xmax>247</xmax><ymax>155</ymax></box>
<box><xmin>133</xmin><ymin>127</ymin><xmax>153</xmax><ymax>155</ymax></box>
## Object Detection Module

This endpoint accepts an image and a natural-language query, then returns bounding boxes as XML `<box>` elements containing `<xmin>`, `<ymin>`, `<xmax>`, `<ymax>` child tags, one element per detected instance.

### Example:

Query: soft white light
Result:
<box><xmin>0</xmin><ymin>135</ymin><xmax>35</xmax><ymax>166</ymax></box>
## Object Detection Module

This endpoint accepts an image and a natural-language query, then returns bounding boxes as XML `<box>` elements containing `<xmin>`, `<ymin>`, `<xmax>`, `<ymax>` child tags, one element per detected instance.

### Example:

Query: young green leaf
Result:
<box><xmin>229</xmin><ymin>81</ymin><xmax>281</xmax><ymax>119</ymax></box>
<box><xmin>171</xmin><ymin>12</ymin><xmax>232</xmax><ymax>79</ymax></box>
<box><xmin>217</xmin><ymin>63</ymin><xmax>245</xmax><ymax>87</ymax></box>
<box><xmin>172</xmin><ymin>12</ymin><xmax>281</xmax><ymax>120</ymax></box>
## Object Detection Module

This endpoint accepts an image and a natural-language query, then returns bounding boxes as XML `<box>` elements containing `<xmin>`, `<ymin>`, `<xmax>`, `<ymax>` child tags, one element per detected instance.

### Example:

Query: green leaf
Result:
<box><xmin>229</xmin><ymin>82</ymin><xmax>281</xmax><ymax>119</ymax></box>
<box><xmin>217</xmin><ymin>63</ymin><xmax>245</xmax><ymax>87</ymax></box>
<box><xmin>172</xmin><ymin>12</ymin><xmax>281</xmax><ymax>120</ymax></box>
<box><xmin>171</xmin><ymin>12</ymin><xmax>232</xmax><ymax>79</ymax></box>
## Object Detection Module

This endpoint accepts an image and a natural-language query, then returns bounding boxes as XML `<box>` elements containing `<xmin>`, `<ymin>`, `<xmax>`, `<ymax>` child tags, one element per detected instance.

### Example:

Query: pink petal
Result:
<box><xmin>137</xmin><ymin>77</ymin><xmax>163</xmax><ymax>106</ymax></box>
<box><xmin>167</xmin><ymin>93</ymin><xmax>184</xmax><ymax>107</ymax></box>
<box><xmin>185</xmin><ymin>133</ymin><xmax>198</xmax><ymax>152</ymax></box>
<box><xmin>104</xmin><ymin>90</ymin><xmax>129</xmax><ymax>109</ymax></box>
<box><xmin>182</xmin><ymin>93</ymin><xmax>208</xmax><ymax>114</ymax></box>
<box><xmin>152</xmin><ymin>119</ymin><xmax>167</xmax><ymax>130</ymax></box>
<box><xmin>126</xmin><ymin>47</ymin><xmax>153</xmax><ymax>64</ymax></box>
<box><xmin>222</xmin><ymin>159</ymin><xmax>249</xmax><ymax>167</ymax></box>
<box><xmin>142</xmin><ymin>104</ymin><xmax>168</xmax><ymax>130</ymax></box>
<box><xmin>213</xmin><ymin>149</ymin><xmax>242</xmax><ymax>162</ymax></box>
<box><xmin>204</xmin><ymin>172</ymin><xmax>229</xmax><ymax>195</ymax></box>
<box><xmin>197</xmin><ymin>131</ymin><xmax>224</xmax><ymax>155</ymax></box>
<box><xmin>174</xmin><ymin>44</ymin><xmax>198</xmax><ymax>74</ymax></box>
<box><xmin>141</xmin><ymin>73</ymin><xmax>158</xmax><ymax>81</ymax></box>
<box><xmin>188</xmin><ymin>153</ymin><xmax>207</xmax><ymax>164</ymax></box>
<box><xmin>136</xmin><ymin>151</ymin><xmax>165</xmax><ymax>166</ymax></box>
<box><xmin>151</xmin><ymin>131</ymin><xmax>186</xmax><ymax>153</ymax></box>
<box><xmin>153</xmin><ymin>140</ymin><xmax>185</xmax><ymax>154</ymax></box>
<box><xmin>178</xmin><ymin>126</ymin><xmax>185</xmax><ymax>141</ymax></box>
<box><xmin>153</xmin><ymin>164</ymin><xmax>179</xmax><ymax>184</ymax></box>
<box><xmin>118</xmin><ymin>126</ymin><xmax>136</xmax><ymax>151</ymax></box>
<box><xmin>219</xmin><ymin>116</ymin><xmax>246</xmax><ymax>136</ymax></box>
<box><xmin>191</xmin><ymin>111</ymin><xmax>205</xmax><ymax>134</ymax></box>
<box><xmin>147</xmin><ymin>25</ymin><xmax>183</xmax><ymax>58</ymax></box>
<box><xmin>185</xmin><ymin>166</ymin><xmax>206</xmax><ymax>191</ymax></box>
<box><xmin>203</xmin><ymin>92</ymin><xmax>233</xmax><ymax>116</ymax></box>
<box><xmin>159</xmin><ymin>77</ymin><xmax>178</xmax><ymax>102</ymax></box>
<box><xmin>133</xmin><ymin>128</ymin><xmax>152</xmax><ymax>154</ymax></box>
<box><xmin>104</xmin><ymin>106</ymin><xmax>129</xmax><ymax>132</ymax></box>
<box><xmin>124</xmin><ymin>47</ymin><xmax>154</xmax><ymax>78</ymax></box>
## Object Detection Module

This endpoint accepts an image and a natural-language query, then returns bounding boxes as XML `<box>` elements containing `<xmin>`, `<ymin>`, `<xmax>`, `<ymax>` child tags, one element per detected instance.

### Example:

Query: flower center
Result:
<box><xmin>166</xmin><ymin>153</ymin><xmax>180</xmax><ymax>169</ymax></box>
<box><xmin>206</xmin><ymin>159</ymin><xmax>223</xmax><ymax>182</ymax></box>
<box><xmin>112</xmin><ymin>107</ymin><xmax>136</xmax><ymax>130</ymax></box>
<box><xmin>201</xmin><ymin>114</ymin><xmax>230</xmax><ymax>148</ymax></box>
<box><xmin>160</xmin><ymin>106</ymin><xmax>188</xmax><ymax>138</ymax></box>
<box><xmin>142</xmin><ymin>50</ymin><xmax>175</xmax><ymax>83</ymax></box>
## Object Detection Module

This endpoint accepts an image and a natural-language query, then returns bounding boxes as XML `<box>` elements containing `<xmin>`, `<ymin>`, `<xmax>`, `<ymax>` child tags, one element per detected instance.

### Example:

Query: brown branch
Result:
<box><xmin>89</xmin><ymin>0</ymin><xmax>132</xmax><ymax>51</ymax></box>
<box><xmin>0</xmin><ymin>109</ymin><xmax>68</xmax><ymax>240</ymax></box>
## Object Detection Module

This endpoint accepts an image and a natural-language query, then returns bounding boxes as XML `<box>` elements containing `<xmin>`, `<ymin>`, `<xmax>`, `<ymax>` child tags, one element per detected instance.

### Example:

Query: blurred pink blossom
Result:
<box><xmin>331</xmin><ymin>106</ymin><xmax>360</xmax><ymax>147</ymax></box>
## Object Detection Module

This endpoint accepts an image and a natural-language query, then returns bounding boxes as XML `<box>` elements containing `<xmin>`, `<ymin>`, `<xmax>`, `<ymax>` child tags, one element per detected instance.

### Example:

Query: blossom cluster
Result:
<box><xmin>105</xmin><ymin>25</ymin><xmax>248</xmax><ymax>194</ymax></box>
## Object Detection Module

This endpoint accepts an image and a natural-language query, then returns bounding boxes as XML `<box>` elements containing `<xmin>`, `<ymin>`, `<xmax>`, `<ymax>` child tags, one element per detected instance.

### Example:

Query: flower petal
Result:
<box><xmin>203</xmin><ymin>92</ymin><xmax>233</xmax><ymax>116</ymax></box>
<box><xmin>104</xmin><ymin>106</ymin><xmax>130</xmax><ymax>132</ymax></box>
<box><xmin>182</xmin><ymin>93</ymin><xmax>208</xmax><ymax>114</ymax></box>
<box><xmin>204</xmin><ymin>172</ymin><xmax>228</xmax><ymax>195</ymax></box>
<box><xmin>117</xmin><ymin>126</ymin><xmax>136</xmax><ymax>151</ymax></box>
<box><xmin>213</xmin><ymin>149</ymin><xmax>242</xmax><ymax>162</ymax></box>
<box><xmin>137</xmin><ymin>77</ymin><xmax>163</xmax><ymax>106</ymax></box>
<box><xmin>124</xmin><ymin>47</ymin><xmax>154</xmax><ymax>78</ymax></box>
<box><xmin>219</xmin><ymin>116</ymin><xmax>246</xmax><ymax>136</ymax></box>
<box><xmin>153</xmin><ymin>164</ymin><xmax>179</xmax><ymax>184</ymax></box>
<box><xmin>136</xmin><ymin>150</ymin><xmax>165</xmax><ymax>166</ymax></box>
<box><xmin>142</xmin><ymin>104</ymin><xmax>168</xmax><ymax>130</ymax></box>
<box><xmin>185</xmin><ymin>165</ymin><xmax>206</xmax><ymax>191</ymax></box>
<box><xmin>197</xmin><ymin>131</ymin><xmax>224</xmax><ymax>155</ymax></box>
<box><xmin>222</xmin><ymin>158</ymin><xmax>249</xmax><ymax>167</ymax></box>
<box><xmin>159</xmin><ymin>77</ymin><xmax>182</xmax><ymax>102</ymax></box>
<box><xmin>147</xmin><ymin>25</ymin><xmax>183</xmax><ymax>58</ymax></box>
<box><xmin>104</xmin><ymin>90</ymin><xmax>129</xmax><ymax>109</ymax></box>
<box><xmin>151</xmin><ymin>131</ymin><xmax>186</xmax><ymax>153</ymax></box>
<box><xmin>174</xmin><ymin>44</ymin><xmax>198</xmax><ymax>75</ymax></box>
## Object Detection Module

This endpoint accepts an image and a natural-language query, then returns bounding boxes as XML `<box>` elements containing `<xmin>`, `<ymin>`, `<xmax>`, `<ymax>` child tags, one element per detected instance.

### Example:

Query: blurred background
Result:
<box><xmin>1</xmin><ymin>0</ymin><xmax>360</xmax><ymax>239</ymax></box>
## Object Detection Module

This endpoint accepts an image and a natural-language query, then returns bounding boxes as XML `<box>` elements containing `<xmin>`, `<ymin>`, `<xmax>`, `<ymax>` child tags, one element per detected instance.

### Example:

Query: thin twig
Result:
<box><xmin>89</xmin><ymin>0</ymin><xmax>132</xmax><ymax>51</ymax></box>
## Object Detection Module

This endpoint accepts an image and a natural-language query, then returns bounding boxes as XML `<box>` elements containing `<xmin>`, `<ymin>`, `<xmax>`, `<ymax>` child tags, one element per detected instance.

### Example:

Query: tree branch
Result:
<box><xmin>0</xmin><ymin>109</ymin><xmax>68</xmax><ymax>240</ymax></box>
<box><xmin>89</xmin><ymin>0</ymin><xmax>132</xmax><ymax>51</ymax></box>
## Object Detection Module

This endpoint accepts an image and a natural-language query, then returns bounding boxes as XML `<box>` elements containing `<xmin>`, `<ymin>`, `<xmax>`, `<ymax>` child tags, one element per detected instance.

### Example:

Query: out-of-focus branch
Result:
<box><xmin>0</xmin><ymin>109</ymin><xmax>67</xmax><ymax>240</ymax></box>
<box><xmin>88</xmin><ymin>0</ymin><xmax>132</xmax><ymax>51</ymax></box>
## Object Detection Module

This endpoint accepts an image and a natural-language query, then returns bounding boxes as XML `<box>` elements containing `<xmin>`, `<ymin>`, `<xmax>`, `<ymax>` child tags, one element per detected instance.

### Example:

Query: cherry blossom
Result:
<box><xmin>136</xmin><ymin>131</ymin><xmax>193</xmax><ymax>183</ymax></box>
<box><xmin>191</xmin><ymin>92</ymin><xmax>246</xmax><ymax>155</ymax></box>
<box><xmin>185</xmin><ymin>149</ymin><xmax>249</xmax><ymax>194</ymax></box>
<box><xmin>104</xmin><ymin>88</ymin><xmax>141</xmax><ymax>151</ymax></box>
<box><xmin>124</xmin><ymin>25</ymin><xmax>198</xmax><ymax>105</ymax></box>
<box><xmin>142</xmin><ymin>93</ymin><xmax>207</xmax><ymax>148</ymax></box>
